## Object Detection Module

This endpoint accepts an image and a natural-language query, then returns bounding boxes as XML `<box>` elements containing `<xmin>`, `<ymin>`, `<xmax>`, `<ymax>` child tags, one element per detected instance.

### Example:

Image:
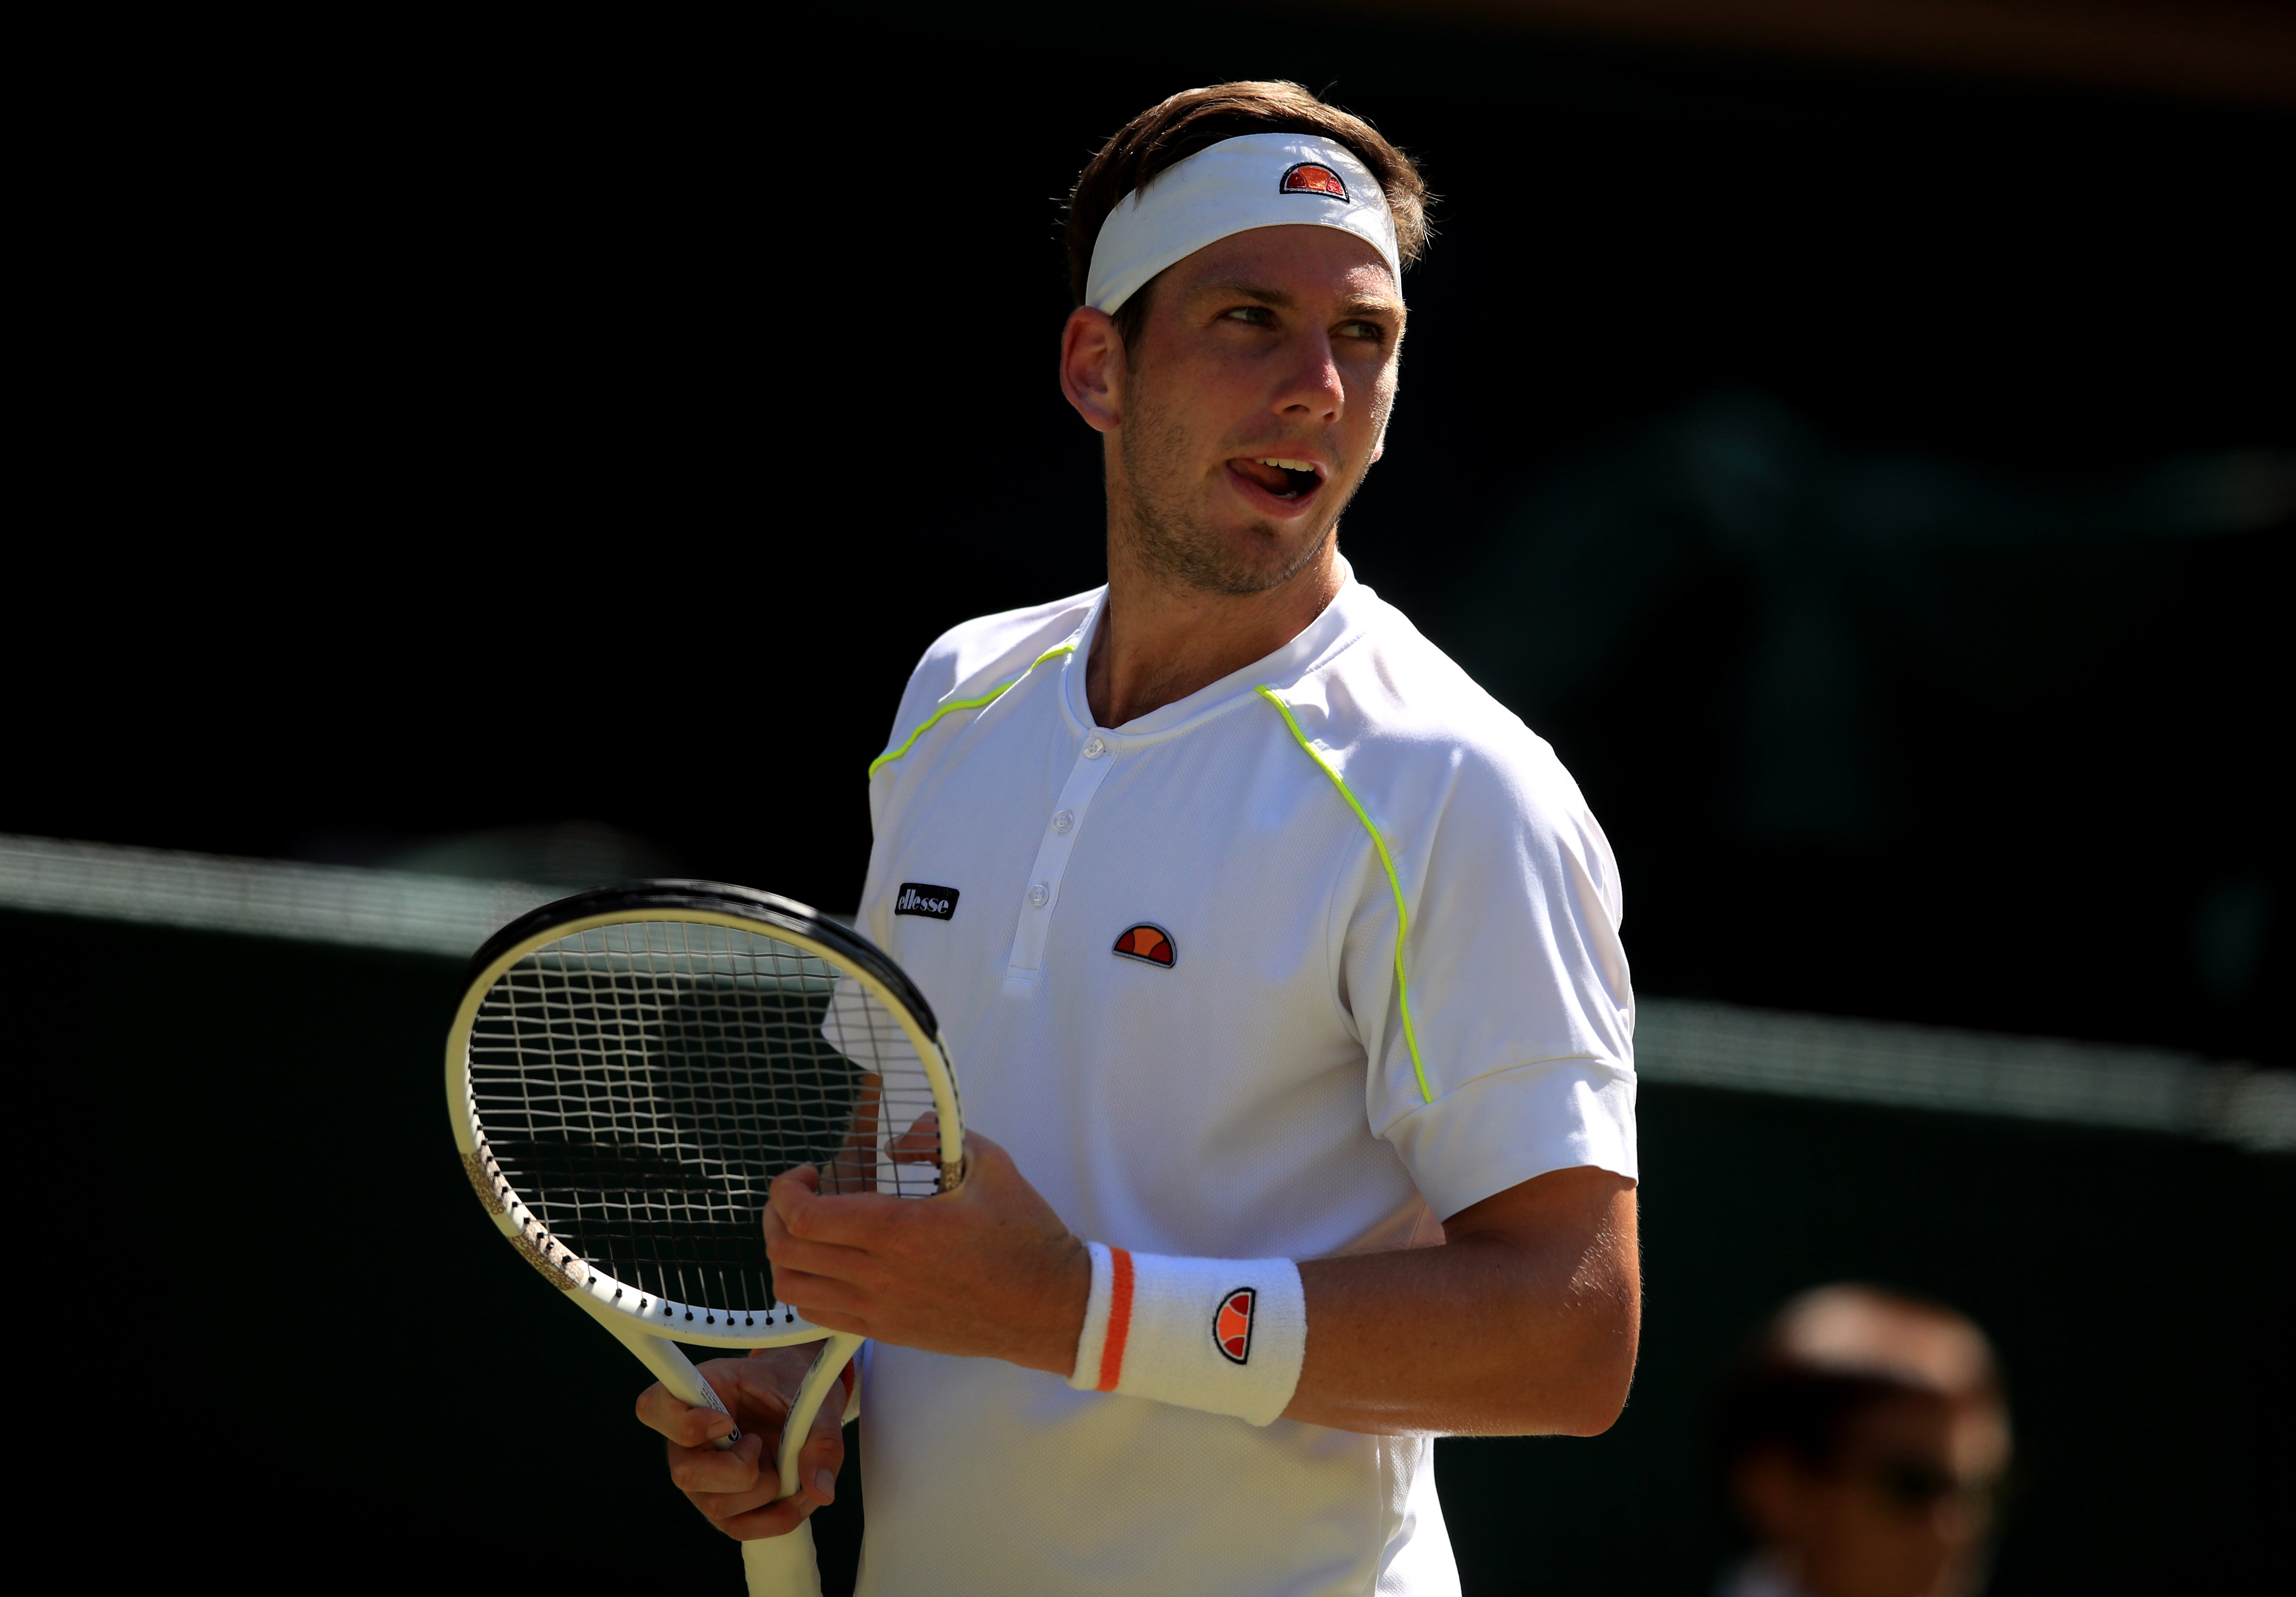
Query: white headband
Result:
<box><xmin>1084</xmin><ymin>131</ymin><xmax>1401</xmax><ymax>314</ymax></box>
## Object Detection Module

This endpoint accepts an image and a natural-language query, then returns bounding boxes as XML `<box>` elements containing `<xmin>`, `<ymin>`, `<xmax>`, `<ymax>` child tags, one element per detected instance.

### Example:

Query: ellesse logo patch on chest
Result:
<box><xmin>893</xmin><ymin>882</ymin><xmax>959</xmax><ymax>920</ymax></box>
<box><xmin>1112</xmin><ymin>923</ymin><xmax>1175</xmax><ymax>967</ymax></box>
<box><xmin>1215</xmin><ymin>1287</ymin><xmax>1256</xmax><ymax>1364</ymax></box>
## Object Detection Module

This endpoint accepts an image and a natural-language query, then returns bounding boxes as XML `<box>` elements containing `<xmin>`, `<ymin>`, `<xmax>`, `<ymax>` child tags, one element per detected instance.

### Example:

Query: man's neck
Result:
<box><xmin>1085</xmin><ymin>531</ymin><xmax>1344</xmax><ymax>729</ymax></box>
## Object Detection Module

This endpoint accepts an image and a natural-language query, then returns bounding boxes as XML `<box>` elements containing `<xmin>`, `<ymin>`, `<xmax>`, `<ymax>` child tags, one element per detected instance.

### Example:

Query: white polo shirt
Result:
<box><xmin>852</xmin><ymin>563</ymin><xmax>1636</xmax><ymax>1597</ymax></box>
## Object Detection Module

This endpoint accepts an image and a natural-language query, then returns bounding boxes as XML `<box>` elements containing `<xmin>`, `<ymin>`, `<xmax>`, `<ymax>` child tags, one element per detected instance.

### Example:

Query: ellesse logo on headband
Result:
<box><xmin>1279</xmin><ymin>162</ymin><xmax>1348</xmax><ymax>201</ymax></box>
<box><xmin>894</xmin><ymin>883</ymin><xmax>959</xmax><ymax>920</ymax></box>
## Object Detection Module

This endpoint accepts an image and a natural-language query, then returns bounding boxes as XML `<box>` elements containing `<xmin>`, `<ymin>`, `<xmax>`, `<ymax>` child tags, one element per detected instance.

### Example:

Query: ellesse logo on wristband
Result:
<box><xmin>1215</xmin><ymin>1287</ymin><xmax>1256</xmax><ymax>1365</ymax></box>
<box><xmin>894</xmin><ymin>883</ymin><xmax>959</xmax><ymax>920</ymax></box>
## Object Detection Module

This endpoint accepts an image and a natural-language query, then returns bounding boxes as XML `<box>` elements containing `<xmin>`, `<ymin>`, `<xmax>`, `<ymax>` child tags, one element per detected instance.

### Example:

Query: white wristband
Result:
<box><xmin>1066</xmin><ymin>1241</ymin><xmax>1307</xmax><ymax>1427</ymax></box>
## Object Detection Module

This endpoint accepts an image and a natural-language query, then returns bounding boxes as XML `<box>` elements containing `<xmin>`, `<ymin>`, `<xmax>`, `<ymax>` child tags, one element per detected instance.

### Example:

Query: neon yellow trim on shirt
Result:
<box><xmin>868</xmin><ymin>644</ymin><xmax>1078</xmax><ymax>779</ymax></box>
<box><xmin>1255</xmin><ymin>686</ymin><xmax>1432</xmax><ymax>1105</ymax></box>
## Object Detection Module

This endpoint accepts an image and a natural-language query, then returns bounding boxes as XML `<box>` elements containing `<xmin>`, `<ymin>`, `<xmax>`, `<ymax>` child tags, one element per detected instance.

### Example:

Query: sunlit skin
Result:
<box><xmin>1064</xmin><ymin>224</ymin><xmax>1402</xmax><ymax>727</ymax></box>
<box><xmin>635</xmin><ymin>222</ymin><xmax>1641</xmax><ymax>1541</ymax></box>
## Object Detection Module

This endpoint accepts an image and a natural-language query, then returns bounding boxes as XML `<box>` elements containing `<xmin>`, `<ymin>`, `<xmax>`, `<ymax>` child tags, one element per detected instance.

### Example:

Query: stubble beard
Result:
<box><xmin>1115</xmin><ymin>387</ymin><xmax>1354</xmax><ymax>598</ymax></box>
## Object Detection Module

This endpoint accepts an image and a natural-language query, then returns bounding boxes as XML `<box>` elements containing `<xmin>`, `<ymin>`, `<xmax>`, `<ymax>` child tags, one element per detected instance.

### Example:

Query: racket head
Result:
<box><xmin>445</xmin><ymin>880</ymin><xmax>963</xmax><ymax>1347</ymax></box>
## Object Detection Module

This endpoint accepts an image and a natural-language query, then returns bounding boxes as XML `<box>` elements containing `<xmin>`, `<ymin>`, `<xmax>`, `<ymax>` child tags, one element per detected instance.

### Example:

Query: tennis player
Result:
<box><xmin>640</xmin><ymin>82</ymin><xmax>1641</xmax><ymax>1594</ymax></box>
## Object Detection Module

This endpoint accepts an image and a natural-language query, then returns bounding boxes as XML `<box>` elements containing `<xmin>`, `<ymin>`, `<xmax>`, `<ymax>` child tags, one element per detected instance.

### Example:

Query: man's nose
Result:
<box><xmin>1273</xmin><ymin>334</ymin><xmax>1345</xmax><ymax>422</ymax></box>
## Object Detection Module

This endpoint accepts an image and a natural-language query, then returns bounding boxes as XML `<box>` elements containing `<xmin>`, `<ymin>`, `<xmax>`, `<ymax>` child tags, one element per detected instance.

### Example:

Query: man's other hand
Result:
<box><xmin>634</xmin><ymin>1347</ymin><xmax>851</xmax><ymax>1541</ymax></box>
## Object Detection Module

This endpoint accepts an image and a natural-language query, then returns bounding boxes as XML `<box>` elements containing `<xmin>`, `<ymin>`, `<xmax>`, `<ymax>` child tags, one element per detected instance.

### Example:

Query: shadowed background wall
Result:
<box><xmin>26</xmin><ymin>7</ymin><xmax>2288</xmax><ymax>1063</ymax></box>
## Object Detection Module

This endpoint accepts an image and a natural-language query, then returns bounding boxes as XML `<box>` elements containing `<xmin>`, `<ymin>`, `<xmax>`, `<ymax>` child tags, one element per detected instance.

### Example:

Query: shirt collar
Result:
<box><xmin>1059</xmin><ymin>555</ymin><xmax>1378</xmax><ymax>743</ymax></box>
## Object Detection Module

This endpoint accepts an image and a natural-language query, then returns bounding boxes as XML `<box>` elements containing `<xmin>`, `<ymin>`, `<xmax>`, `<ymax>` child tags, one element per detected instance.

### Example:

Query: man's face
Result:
<box><xmin>1108</xmin><ymin>223</ymin><xmax>1404</xmax><ymax>594</ymax></box>
<box><xmin>1741</xmin><ymin>1392</ymin><xmax>2012</xmax><ymax>1597</ymax></box>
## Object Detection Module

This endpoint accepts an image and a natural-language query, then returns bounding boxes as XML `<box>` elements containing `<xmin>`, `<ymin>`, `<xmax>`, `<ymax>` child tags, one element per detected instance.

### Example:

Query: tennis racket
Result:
<box><xmin>446</xmin><ymin>881</ymin><xmax>965</xmax><ymax>1596</ymax></box>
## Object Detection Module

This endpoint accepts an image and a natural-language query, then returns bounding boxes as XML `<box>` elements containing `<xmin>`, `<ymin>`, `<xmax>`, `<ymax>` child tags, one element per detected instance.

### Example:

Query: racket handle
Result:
<box><xmin>595</xmin><ymin>1317</ymin><xmax>743</xmax><ymax>1449</ymax></box>
<box><xmin>775</xmin><ymin>1333</ymin><xmax>865</xmax><ymax>1506</ymax></box>
<box><xmin>744</xmin><ymin>1522</ymin><xmax>823</xmax><ymax>1597</ymax></box>
<box><xmin>750</xmin><ymin>1332</ymin><xmax>862</xmax><ymax>1596</ymax></box>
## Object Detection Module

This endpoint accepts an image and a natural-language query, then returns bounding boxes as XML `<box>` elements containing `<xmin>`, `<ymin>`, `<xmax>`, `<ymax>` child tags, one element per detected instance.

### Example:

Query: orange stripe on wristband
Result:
<box><xmin>1096</xmin><ymin>1247</ymin><xmax>1135</xmax><ymax>1392</ymax></box>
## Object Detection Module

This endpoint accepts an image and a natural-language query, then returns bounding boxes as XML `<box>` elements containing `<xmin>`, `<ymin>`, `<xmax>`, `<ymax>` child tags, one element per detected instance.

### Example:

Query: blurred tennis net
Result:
<box><xmin>3</xmin><ymin>832</ymin><xmax>2287</xmax><ymax>1152</ymax></box>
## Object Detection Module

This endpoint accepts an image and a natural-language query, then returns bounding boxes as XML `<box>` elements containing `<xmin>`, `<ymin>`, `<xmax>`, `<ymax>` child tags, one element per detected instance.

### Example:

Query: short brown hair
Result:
<box><xmin>1063</xmin><ymin>81</ymin><xmax>1431</xmax><ymax>331</ymax></box>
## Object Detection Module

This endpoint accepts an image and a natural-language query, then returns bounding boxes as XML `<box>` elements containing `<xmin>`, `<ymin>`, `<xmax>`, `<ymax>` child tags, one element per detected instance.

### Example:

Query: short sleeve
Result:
<box><xmin>1334</xmin><ymin>728</ymin><xmax>1637</xmax><ymax>1220</ymax></box>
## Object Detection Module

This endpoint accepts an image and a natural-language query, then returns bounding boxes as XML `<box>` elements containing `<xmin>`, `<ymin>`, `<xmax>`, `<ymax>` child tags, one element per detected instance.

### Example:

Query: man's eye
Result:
<box><xmin>1338</xmin><ymin>320</ymin><xmax>1383</xmax><ymax>342</ymax></box>
<box><xmin>1223</xmin><ymin>306</ymin><xmax>1274</xmax><ymax>326</ymax></box>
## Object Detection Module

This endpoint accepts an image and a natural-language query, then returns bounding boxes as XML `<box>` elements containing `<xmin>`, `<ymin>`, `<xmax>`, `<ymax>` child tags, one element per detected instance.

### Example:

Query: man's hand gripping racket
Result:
<box><xmin>446</xmin><ymin>883</ymin><xmax>967</xmax><ymax>1596</ymax></box>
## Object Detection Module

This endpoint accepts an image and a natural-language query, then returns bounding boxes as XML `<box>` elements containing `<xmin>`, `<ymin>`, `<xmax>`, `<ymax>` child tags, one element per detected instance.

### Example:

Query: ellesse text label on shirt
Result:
<box><xmin>894</xmin><ymin>882</ymin><xmax>960</xmax><ymax>920</ymax></box>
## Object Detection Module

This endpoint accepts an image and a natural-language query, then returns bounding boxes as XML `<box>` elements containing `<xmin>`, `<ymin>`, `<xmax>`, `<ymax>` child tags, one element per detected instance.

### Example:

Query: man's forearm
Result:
<box><xmin>767</xmin><ymin>1142</ymin><xmax>1637</xmax><ymax>1436</ymax></box>
<box><xmin>1283</xmin><ymin>1167</ymin><xmax>1639</xmax><ymax>1436</ymax></box>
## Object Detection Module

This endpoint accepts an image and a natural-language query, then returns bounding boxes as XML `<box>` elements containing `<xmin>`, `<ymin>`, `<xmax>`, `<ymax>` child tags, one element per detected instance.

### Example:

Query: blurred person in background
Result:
<box><xmin>1714</xmin><ymin>1285</ymin><xmax>2012</xmax><ymax>1597</ymax></box>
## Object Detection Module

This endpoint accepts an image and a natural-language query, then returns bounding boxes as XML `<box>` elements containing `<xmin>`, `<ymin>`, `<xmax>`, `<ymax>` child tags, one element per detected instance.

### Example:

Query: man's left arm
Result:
<box><xmin>1286</xmin><ymin>1162</ymin><xmax>1637</xmax><ymax>1435</ymax></box>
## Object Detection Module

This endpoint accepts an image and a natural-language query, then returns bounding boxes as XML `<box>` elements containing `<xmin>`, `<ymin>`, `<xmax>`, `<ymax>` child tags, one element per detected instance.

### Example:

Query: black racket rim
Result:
<box><xmin>462</xmin><ymin>879</ymin><xmax>939</xmax><ymax>1038</ymax></box>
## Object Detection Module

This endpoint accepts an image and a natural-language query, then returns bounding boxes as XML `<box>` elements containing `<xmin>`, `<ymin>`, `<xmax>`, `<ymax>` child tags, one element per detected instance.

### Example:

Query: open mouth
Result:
<box><xmin>1228</xmin><ymin>456</ymin><xmax>1326</xmax><ymax>504</ymax></box>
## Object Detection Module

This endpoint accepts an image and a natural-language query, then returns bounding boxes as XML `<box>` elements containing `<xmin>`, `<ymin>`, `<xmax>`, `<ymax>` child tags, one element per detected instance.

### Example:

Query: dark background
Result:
<box><xmin>29</xmin><ymin>5</ymin><xmax>2288</xmax><ymax>1063</ymax></box>
<box><xmin>17</xmin><ymin>5</ymin><xmax>2291</xmax><ymax>1591</ymax></box>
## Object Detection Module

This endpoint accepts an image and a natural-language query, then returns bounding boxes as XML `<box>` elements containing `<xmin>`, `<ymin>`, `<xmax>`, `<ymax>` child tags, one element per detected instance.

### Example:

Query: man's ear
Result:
<box><xmin>1060</xmin><ymin>306</ymin><xmax>1124</xmax><ymax>435</ymax></box>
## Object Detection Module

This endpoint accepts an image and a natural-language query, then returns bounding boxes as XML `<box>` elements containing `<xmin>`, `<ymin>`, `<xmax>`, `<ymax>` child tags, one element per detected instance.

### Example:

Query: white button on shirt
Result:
<box><xmin>857</xmin><ymin>563</ymin><xmax>1636</xmax><ymax>1597</ymax></box>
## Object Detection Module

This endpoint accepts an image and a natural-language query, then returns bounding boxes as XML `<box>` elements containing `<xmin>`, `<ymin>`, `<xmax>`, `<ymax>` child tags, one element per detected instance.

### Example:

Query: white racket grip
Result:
<box><xmin>598</xmin><ymin>1319</ymin><xmax>742</xmax><ymax>1450</ymax></box>
<box><xmin>746</xmin><ymin>1332</ymin><xmax>863</xmax><ymax>1596</ymax></box>
<box><xmin>744</xmin><ymin>1522</ymin><xmax>823</xmax><ymax>1597</ymax></box>
<box><xmin>777</xmin><ymin>1333</ymin><xmax>865</xmax><ymax>1506</ymax></box>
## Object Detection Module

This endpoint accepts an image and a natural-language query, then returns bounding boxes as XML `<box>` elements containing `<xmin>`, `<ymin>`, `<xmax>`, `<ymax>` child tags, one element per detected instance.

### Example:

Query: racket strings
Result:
<box><xmin>468</xmin><ymin>918</ymin><xmax>940</xmax><ymax>1316</ymax></box>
